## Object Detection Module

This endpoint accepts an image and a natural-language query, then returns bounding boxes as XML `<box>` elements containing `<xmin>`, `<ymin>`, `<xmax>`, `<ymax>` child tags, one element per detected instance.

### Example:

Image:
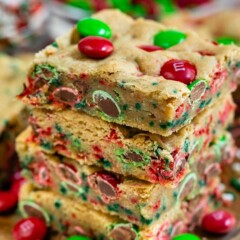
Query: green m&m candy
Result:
<box><xmin>67</xmin><ymin>0</ymin><xmax>92</xmax><ymax>10</ymax></box>
<box><xmin>154</xmin><ymin>30</ymin><xmax>186</xmax><ymax>49</ymax></box>
<box><xmin>77</xmin><ymin>18</ymin><xmax>112</xmax><ymax>39</ymax></box>
<box><xmin>66</xmin><ymin>235</ymin><xmax>90</xmax><ymax>240</ymax></box>
<box><xmin>216</xmin><ymin>36</ymin><xmax>238</xmax><ymax>45</ymax></box>
<box><xmin>231</xmin><ymin>177</ymin><xmax>240</xmax><ymax>192</ymax></box>
<box><xmin>172</xmin><ymin>233</ymin><xmax>200</xmax><ymax>240</ymax></box>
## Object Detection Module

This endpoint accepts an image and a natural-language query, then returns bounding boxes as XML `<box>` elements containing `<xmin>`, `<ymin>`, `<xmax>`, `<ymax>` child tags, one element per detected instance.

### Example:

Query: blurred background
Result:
<box><xmin>0</xmin><ymin>0</ymin><xmax>239</xmax><ymax>55</ymax></box>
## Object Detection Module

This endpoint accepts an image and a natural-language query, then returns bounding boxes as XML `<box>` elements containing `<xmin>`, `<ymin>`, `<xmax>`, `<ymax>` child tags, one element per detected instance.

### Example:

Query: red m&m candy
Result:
<box><xmin>0</xmin><ymin>191</ymin><xmax>18</xmax><ymax>213</ymax></box>
<box><xmin>78</xmin><ymin>36</ymin><xmax>114</xmax><ymax>59</ymax></box>
<box><xmin>13</xmin><ymin>217</ymin><xmax>47</xmax><ymax>240</ymax></box>
<box><xmin>202</xmin><ymin>210</ymin><xmax>236</xmax><ymax>234</ymax></box>
<box><xmin>10</xmin><ymin>171</ymin><xmax>25</xmax><ymax>198</ymax></box>
<box><xmin>160</xmin><ymin>59</ymin><xmax>197</xmax><ymax>85</ymax></box>
<box><xmin>175</xmin><ymin>0</ymin><xmax>211</xmax><ymax>8</ymax></box>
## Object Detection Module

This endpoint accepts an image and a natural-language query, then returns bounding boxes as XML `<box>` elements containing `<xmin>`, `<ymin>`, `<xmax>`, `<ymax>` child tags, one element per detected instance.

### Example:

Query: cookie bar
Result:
<box><xmin>0</xmin><ymin>54</ymin><xmax>32</xmax><ymax>186</ymax></box>
<box><xmin>17</xmin><ymin>126</ymin><xmax>230</xmax><ymax>225</ymax></box>
<box><xmin>19</xmin><ymin>9</ymin><xmax>240</xmax><ymax>136</ymax></box>
<box><xmin>195</xmin><ymin>10</ymin><xmax>240</xmax><ymax>44</ymax></box>
<box><xmin>25</xmin><ymin>94</ymin><xmax>235</xmax><ymax>185</ymax></box>
<box><xmin>19</xmin><ymin>181</ymin><xmax>219</xmax><ymax>240</ymax></box>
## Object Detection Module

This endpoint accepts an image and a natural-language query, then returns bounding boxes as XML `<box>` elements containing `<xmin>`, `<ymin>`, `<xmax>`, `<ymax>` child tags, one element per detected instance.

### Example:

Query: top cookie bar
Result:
<box><xmin>19</xmin><ymin>10</ymin><xmax>240</xmax><ymax>136</ymax></box>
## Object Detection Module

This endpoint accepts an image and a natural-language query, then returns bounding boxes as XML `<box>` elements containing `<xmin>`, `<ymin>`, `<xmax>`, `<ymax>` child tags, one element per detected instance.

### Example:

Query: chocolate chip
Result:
<box><xmin>58</xmin><ymin>164</ymin><xmax>79</xmax><ymax>184</ymax></box>
<box><xmin>42</xmin><ymin>68</ymin><xmax>56</xmax><ymax>80</ymax></box>
<box><xmin>65</xmin><ymin>182</ymin><xmax>79</xmax><ymax>193</ymax></box>
<box><xmin>97</xmin><ymin>177</ymin><xmax>117</xmax><ymax>198</ymax></box>
<box><xmin>197</xmin><ymin>161</ymin><xmax>206</xmax><ymax>176</ymax></box>
<box><xmin>159</xmin><ymin>169</ymin><xmax>174</xmax><ymax>180</ymax></box>
<box><xmin>93</xmin><ymin>90</ymin><xmax>120</xmax><ymax>118</ymax></box>
<box><xmin>33</xmin><ymin>78</ymin><xmax>47</xmax><ymax>90</ymax></box>
<box><xmin>73</xmin><ymin>80</ymin><xmax>88</xmax><ymax>95</ymax></box>
<box><xmin>204</xmin><ymin>163</ymin><xmax>221</xmax><ymax>183</ymax></box>
<box><xmin>30</xmin><ymin>123</ymin><xmax>39</xmax><ymax>135</ymax></box>
<box><xmin>53</xmin><ymin>87</ymin><xmax>78</xmax><ymax>104</ymax></box>
<box><xmin>189</xmin><ymin>81</ymin><xmax>206</xmax><ymax>103</ymax></box>
<box><xmin>189</xmin><ymin>208</ymin><xmax>203</xmax><ymax>230</ymax></box>
<box><xmin>124</xmin><ymin>151</ymin><xmax>143</xmax><ymax>162</ymax></box>
<box><xmin>23</xmin><ymin>205</ymin><xmax>46</xmax><ymax>222</ymax></box>
<box><xmin>109</xmin><ymin>226</ymin><xmax>136</xmax><ymax>240</ymax></box>
<box><xmin>39</xmin><ymin>167</ymin><xmax>48</xmax><ymax>182</ymax></box>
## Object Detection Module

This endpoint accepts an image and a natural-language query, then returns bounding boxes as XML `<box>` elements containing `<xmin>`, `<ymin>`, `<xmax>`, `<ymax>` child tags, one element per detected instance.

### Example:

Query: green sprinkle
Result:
<box><xmin>81</xmin><ymin>172</ymin><xmax>87</xmax><ymax>181</ymax></box>
<box><xmin>60</xmin><ymin>184</ymin><xmax>67</xmax><ymax>195</ymax></box>
<box><xmin>122</xmin><ymin>104</ymin><xmax>128</xmax><ymax>111</ymax></box>
<box><xmin>183</xmin><ymin>138</ymin><xmax>190</xmax><ymax>152</ymax></box>
<box><xmin>54</xmin><ymin>200</ymin><xmax>62</xmax><ymax>209</ymax></box>
<box><xmin>140</xmin><ymin>216</ymin><xmax>153</xmax><ymax>225</ymax></box>
<box><xmin>100</xmin><ymin>158</ymin><xmax>112</xmax><ymax>169</ymax></box>
<box><xmin>149</xmin><ymin>121</ymin><xmax>155</xmax><ymax>127</ymax></box>
<box><xmin>152</xmin><ymin>103</ymin><xmax>158</xmax><ymax>109</ymax></box>
<box><xmin>236</xmin><ymin>61</ymin><xmax>240</xmax><ymax>68</ymax></box>
<box><xmin>159</xmin><ymin>123</ymin><xmax>168</xmax><ymax>129</ymax></box>
<box><xmin>55</xmin><ymin>124</ymin><xmax>62</xmax><ymax>133</ymax></box>
<box><xmin>155</xmin><ymin>212</ymin><xmax>161</xmax><ymax>220</ymax></box>
<box><xmin>71</xmin><ymin>138</ymin><xmax>81</xmax><ymax>150</ymax></box>
<box><xmin>40</xmin><ymin>140</ymin><xmax>53</xmax><ymax>150</ymax></box>
<box><xmin>107</xmin><ymin>203</ymin><xmax>120</xmax><ymax>212</ymax></box>
<box><xmin>51</xmin><ymin>42</ymin><xmax>58</xmax><ymax>48</ymax></box>
<box><xmin>152</xmin><ymin>82</ymin><xmax>158</xmax><ymax>86</ymax></box>
<box><xmin>198</xmin><ymin>179</ymin><xmax>206</xmax><ymax>187</ymax></box>
<box><xmin>75</xmin><ymin>100</ymin><xmax>87</xmax><ymax>109</ymax></box>
<box><xmin>135</xmin><ymin>103</ymin><xmax>141</xmax><ymax>110</ymax></box>
<box><xmin>118</xmin><ymin>81</ymin><xmax>126</xmax><ymax>88</ymax></box>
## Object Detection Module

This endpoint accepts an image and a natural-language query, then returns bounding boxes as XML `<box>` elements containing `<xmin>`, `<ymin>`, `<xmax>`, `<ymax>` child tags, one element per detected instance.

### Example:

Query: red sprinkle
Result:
<box><xmin>160</xmin><ymin>59</ymin><xmax>197</xmax><ymax>85</ymax></box>
<box><xmin>138</xmin><ymin>45</ymin><xmax>163</xmax><ymax>52</ymax></box>
<box><xmin>13</xmin><ymin>217</ymin><xmax>47</xmax><ymax>240</ymax></box>
<box><xmin>202</xmin><ymin>210</ymin><xmax>236</xmax><ymax>234</ymax></box>
<box><xmin>0</xmin><ymin>191</ymin><xmax>18</xmax><ymax>213</ymax></box>
<box><xmin>78</xmin><ymin>36</ymin><xmax>114</xmax><ymax>59</ymax></box>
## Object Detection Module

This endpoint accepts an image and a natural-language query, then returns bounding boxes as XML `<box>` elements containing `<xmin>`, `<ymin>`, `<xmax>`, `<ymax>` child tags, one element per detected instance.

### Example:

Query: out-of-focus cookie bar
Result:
<box><xmin>0</xmin><ymin>54</ymin><xmax>32</xmax><ymax>186</ymax></box>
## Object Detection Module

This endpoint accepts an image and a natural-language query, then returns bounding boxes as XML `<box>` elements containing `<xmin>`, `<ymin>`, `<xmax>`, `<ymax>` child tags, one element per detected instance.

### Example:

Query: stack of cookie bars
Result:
<box><xmin>16</xmin><ymin>10</ymin><xmax>240</xmax><ymax>239</ymax></box>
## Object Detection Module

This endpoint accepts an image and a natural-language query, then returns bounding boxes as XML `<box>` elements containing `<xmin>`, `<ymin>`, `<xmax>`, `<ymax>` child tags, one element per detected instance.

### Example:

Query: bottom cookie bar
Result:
<box><xmin>19</xmin><ymin>182</ymin><xmax>219</xmax><ymax>240</ymax></box>
<box><xmin>17</xmin><ymin>127</ymin><xmax>234</xmax><ymax>226</ymax></box>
